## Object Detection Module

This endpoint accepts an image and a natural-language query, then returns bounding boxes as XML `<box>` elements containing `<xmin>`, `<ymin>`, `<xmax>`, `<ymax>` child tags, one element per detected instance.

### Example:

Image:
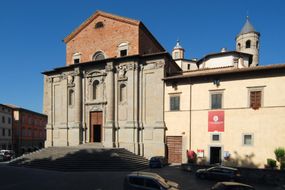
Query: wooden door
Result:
<box><xmin>166</xmin><ymin>136</ymin><xmax>182</xmax><ymax>163</ymax></box>
<box><xmin>90</xmin><ymin>112</ymin><xmax>103</xmax><ymax>142</ymax></box>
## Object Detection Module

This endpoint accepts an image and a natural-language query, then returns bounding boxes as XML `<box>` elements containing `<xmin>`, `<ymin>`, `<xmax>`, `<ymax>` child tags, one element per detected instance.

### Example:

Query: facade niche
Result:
<box><xmin>92</xmin><ymin>80</ymin><xmax>100</xmax><ymax>100</ymax></box>
<box><xmin>119</xmin><ymin>83</ymin><xmax>127</xmax><ymax>102</ymax></box>
<box><xmin>68</xmin><ymin>89</ymin><xmax>75</xmax><ymax>106</ymax></box>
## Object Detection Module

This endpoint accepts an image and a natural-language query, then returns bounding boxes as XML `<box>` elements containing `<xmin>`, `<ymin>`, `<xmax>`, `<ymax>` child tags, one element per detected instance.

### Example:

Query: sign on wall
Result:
<box><xmin>197</xmin><ymin>149</ymin><xmax>204</xmax><ymax>158</ymax></box>
<box><xmin>208</xmin><ymin>111</ymin><xmax>224</xmax><ymax>132</ymax></box>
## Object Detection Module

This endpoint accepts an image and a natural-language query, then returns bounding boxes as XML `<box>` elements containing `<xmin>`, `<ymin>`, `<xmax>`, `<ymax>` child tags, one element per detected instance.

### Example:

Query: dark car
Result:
<box><xmin>196</xmin><ymin>166</ymin><xmax>241</xmax><ymax>181</ymax></box>
<box><xmin>149</xmin><ymin>156</ymin><xmax>168</xmax><ymax>168</ymax></box>
<box><xmin>211</xmin><ymin>182</ymin><xmax>255</xmax><ymax>190</ymax></box>
<box><xmin>124</xmin><ymin>171</ymin><xmax>180</xmax><ymax>190</ymax></box>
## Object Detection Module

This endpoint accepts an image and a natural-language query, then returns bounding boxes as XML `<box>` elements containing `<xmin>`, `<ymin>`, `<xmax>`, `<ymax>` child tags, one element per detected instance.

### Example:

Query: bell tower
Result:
<box><xmin>236</xmin><ymin>16</ymin><xmax>260</xmax><ymax>66</ymax></box>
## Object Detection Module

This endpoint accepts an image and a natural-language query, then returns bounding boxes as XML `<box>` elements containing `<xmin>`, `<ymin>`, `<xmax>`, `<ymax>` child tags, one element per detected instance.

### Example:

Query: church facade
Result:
<box><xmin>43</xmin><ymin>11</ymin><xmax>179</xmax><ymax>158</ymax></box>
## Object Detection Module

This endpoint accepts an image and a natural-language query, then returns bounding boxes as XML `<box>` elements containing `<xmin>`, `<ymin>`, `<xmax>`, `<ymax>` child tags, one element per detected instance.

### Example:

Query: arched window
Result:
<box><xmin>256</xmin><ymin>41</ymin><xmax>259</xmax><ymax>49</ymax></box>
<box><xmin>92</xmin><ymin>80</ymin><xmax>100</xmax><ymax>100</ymax></box>
<box><xmin>237</xmin><ymin>43</ymin><xmax>241</xmax><ymax>50</ymax></box>
<box><xmin>246</xmin><ymin>40</ymin><xmax>251</xmax><ymax>48</ymax></box>
<box><xmin>119</xmin><ymin>83</ymin><xmax>127</xmax><ymax>102</ymax></box>
<box><xmin>92</xmin><ymin>51</ymin><xmax>105</xmax><ymax>61</ymax></box>
<box><xmin>68</xmin><ymin>89</ymin><xmax>74</xmax><ymax>106</ymax></box>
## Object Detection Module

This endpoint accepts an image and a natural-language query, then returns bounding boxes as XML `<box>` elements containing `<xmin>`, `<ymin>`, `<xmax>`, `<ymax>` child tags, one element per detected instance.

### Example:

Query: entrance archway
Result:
<box><xmin>90</xmin><ymin>111</ymin><xmax>103</xmax><ymax>142</ymax></box>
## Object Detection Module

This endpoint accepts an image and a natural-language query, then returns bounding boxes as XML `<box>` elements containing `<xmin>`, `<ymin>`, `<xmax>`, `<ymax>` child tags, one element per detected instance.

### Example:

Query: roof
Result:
<box><xmin>196</xmin><ymin>51</ymin><xmax>252</xmax><ymax>65</ymax></box>
<box><xmin>4</xmin><ymin>104</ymin><xmax>47</xmax><ymax>117</ymax></box>
<box><xmin>173</xmin><ymin>40</ymin><xmax>183</xmax><ymax>50</ymax></box>
<box><xmin>238</xmin><ymin>16</ymin><xmax>259</xmax><ymax>36</ymax></box>
<box><xmin>64</xmin><ymin>10</ymin><xmax>141</xmax><ymax>43</ymax></box>
<box><xmin>163</xmin><ymin>63</ymin><xmax>285</xmax><ymax>80</ymax></box>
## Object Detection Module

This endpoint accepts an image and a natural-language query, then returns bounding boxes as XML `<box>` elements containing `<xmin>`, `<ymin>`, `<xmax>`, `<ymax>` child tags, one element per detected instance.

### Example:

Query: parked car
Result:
<box><xmin>0</xmin><ymin>150</ymin><xmax>15</xmax><ymax>161</ymax></box>
<box><xmin>211</xmin><ymin>182</ymin><xmax>255</xmax><ymax>190</ymax></box>
<box><xmin>124</xmin><ymin>171</ymin><xmax>180</xmax><ymax>190</ymax></box>
<box><xmin>149</xmin><ymin>156</ymin><xmax>168</xmax><ymax>168</ymax></box>
<box><xmin>196</xmin><ymin>166</ymin><xmax>241</xmax><ymax>181</ymax></box>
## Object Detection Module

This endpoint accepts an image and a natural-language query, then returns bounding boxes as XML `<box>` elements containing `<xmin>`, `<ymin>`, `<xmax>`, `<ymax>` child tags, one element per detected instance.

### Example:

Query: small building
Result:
<box><xmin>6</xmin><ymin>105</ymin><xmax>47</xmax><ymax>155</ymax></box>
<box><xmin>0</xmin><ymin>104</ymin><xmax>13</xmax><ymax>150</ymax></box>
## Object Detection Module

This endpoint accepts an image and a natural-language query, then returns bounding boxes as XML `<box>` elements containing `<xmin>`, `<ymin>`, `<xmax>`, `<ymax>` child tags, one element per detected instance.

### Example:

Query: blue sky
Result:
<box><xmin>0</xmin><ymin>0</ymin><xmax>284</xmax><ymax>113</ymax></box>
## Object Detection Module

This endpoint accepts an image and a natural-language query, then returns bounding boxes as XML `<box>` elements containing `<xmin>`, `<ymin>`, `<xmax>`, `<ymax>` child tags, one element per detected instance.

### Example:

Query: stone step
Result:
<box><xmin>9</xmin><ymin>145</ymin><xmax>149</xmax><ymax>172</ymax></box>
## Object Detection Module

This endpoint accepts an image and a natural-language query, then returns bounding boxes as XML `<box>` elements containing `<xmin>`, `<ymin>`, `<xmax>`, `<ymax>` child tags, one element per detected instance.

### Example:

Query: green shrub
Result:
<box><xmin>267</xmin><ymin>158</ymin><xmax>277</xmax><ymax>168</ymax></box>
<box><xmin>274</xmin><ymin>147</ymin><xmax>285</xmax><ymax>162</ymax></box>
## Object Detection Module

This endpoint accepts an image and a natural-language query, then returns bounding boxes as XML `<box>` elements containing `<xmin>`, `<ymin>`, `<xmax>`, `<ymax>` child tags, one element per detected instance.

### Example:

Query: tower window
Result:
<box><xmin>246</xmin><ymin>40</ymin><xmax>251</xmax><ymax>48</ymax></box>
<box><xmin>92</xmin><ymin>51</ymin><xmax>105</xmax><ymax>61</ymax></box>
<box><xmin>237</xmin><ymin>43</ymin><xmax>241</xmax><ymax>50</ymax></box>
<box><xmin>256</xmin><ymin>41</ymin><xmax>259</xmax><ymax>49</ymax></box>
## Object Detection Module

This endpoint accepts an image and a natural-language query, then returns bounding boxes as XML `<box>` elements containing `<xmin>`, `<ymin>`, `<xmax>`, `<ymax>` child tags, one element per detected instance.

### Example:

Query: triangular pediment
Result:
<box><xmin>64</xmin><ymin>10</ymin><xmax>141</xmax><ymax>43</ymax></box>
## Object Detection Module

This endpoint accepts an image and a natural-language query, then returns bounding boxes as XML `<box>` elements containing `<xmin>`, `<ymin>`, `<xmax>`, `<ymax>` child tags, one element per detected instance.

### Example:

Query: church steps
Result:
<box><xmin>9</xmin><ymin>146</ymin><xmax>149</xmax><ymax>172</ymax></box>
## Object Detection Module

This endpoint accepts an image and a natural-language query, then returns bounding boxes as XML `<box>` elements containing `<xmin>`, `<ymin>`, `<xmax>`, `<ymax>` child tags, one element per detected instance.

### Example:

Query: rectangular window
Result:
<box><xmin>8</xmin><ymin>129</ymin><xmax>11</xmax><ymax>136</ymax></box>
<box><xmin>212</xmin><ymin>134</ymin><xmax>220</xmax><ymax>141</ymax></box>
<box><xmin>243</xmin><ymin>134</ymin><xmax>253</xmax><ymax>146</ymax></box>
<box><xmin>2</xmin><ymin>116</ymin><xmax>5</xmax><ymax>123</ymax></box>
<box><xmin>74</xmin><ymin>59</ymin><xmax>80</xmax><ymax>64</ymax></box>
<box><xmin>250</xmin><ymin>90</ymin><xmax>262</xmax><ymax>110</ymax></box>
<box><xmin>211</xmin><ymin>93</ymin><xmax>222</xmax><ymax>109</ymax></box>
<box><xmin>120</xmin><ymin>49</ymin><xmax>127</xmax><ymax>57</ymax></box>
<box><xmin>8</xmin><ymin>117</ymin><xmax>11</xmax><ymax>124</ymax></box>
<box><xmin>170</xmin><ymin>96</ymin><xmax>180</xmax><ymax>111</ymax></box>
<box><xmin>2</xmin><ymin>128</ymin><xmax>5</xmax><ymax>136</ymax></box>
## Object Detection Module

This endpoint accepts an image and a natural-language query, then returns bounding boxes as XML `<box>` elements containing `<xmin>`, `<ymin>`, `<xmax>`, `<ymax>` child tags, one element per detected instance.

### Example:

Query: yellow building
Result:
<box><xmin>164</xmin><ymin>18</ymin><xmax>285</xmax><ymax>168</ymax></box>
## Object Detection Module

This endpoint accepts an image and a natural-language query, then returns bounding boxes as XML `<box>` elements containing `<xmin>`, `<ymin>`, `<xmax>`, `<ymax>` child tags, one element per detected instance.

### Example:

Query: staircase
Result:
<box><xmin>9</xmin><ymin>144</ymin><xmax>149</xmax><ymax>172</ymax></box>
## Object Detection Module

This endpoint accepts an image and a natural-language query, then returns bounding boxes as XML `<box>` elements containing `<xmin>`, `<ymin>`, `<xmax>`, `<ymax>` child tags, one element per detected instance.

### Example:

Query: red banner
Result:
<box><xmin>208</xmin><ymin>111</ymin><xmax>224</xmax><ymax>132</ymax></box>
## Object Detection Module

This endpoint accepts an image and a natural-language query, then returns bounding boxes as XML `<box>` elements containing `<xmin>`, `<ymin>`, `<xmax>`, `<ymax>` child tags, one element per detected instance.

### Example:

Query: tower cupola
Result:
<box><xmin>236</xmin><ymin>16</ymin><xmax>260</xmax><ymax>67</ymax></box>
<box><xmin>172</xmin><ymin>40</ymin><xmax>185</xmax><ymax>60</ymax></box>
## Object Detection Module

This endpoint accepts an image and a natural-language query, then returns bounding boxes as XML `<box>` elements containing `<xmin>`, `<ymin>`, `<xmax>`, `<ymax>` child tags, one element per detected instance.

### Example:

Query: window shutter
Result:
<box><xmin>250</xmin><ymin>91</ymin><xmax>261</xmax><ymax>110</ymax></box>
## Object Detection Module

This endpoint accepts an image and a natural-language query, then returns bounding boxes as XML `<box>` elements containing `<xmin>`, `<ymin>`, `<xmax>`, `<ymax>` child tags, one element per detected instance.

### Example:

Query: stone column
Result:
<box><xmin>104</xmin><ymin>62</ymin><xmax>115</xmax><ymax>147</ymax></box>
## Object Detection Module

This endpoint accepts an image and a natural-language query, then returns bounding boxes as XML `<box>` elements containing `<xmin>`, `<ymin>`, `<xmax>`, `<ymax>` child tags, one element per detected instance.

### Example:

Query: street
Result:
<box><xmin>0</xmin><ymin>163</ymin><xmax>281</xmax><ymax>190</ymax></box>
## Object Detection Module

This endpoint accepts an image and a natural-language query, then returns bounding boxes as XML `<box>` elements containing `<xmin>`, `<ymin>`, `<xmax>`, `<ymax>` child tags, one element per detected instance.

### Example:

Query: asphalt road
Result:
<box><xmin>0</xmin><ymin>163</ymin><xmax>282</xmax><ymax>190</ymax></box>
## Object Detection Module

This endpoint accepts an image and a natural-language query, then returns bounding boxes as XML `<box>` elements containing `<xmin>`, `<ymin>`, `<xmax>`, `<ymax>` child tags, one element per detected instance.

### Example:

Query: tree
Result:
<box><xmin>274</xmin><ymin>147</ymin><xmax>285</xmax><ymax>169</ymax></box>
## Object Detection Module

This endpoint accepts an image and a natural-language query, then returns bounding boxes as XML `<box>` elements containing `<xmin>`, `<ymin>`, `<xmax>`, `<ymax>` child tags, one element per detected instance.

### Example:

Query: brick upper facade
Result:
<box><xmin>64</xmin><ymin>11</ymin><xmax>165</xmax><ymax>65</ymax></box>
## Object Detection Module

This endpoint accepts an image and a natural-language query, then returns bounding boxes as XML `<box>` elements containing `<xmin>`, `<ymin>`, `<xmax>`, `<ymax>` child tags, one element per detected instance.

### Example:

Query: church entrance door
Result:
<box><xmin>90</xmin><ymin>111</ymin><xmax>103</xmax><ymax>143</ymax></box>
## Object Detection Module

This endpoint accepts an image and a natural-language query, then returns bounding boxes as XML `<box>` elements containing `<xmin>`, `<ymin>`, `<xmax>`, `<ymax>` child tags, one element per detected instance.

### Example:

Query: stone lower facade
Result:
<box><xmin>43</xmin><ymin>54</ymin><xmax>175</xmax><ymax>158</ymax></box>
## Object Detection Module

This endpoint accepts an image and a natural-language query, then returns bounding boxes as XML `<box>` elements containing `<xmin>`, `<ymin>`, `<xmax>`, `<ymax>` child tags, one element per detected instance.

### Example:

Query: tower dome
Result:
<box><xmin>236</xmin><ymin>16</ymin><xmax>260</xmax><ymax>67</ymax></box>
<box><xmin>172</xmin><ymin>40</ymin><xmax>185</xmax><ymax>60</ymax></box>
